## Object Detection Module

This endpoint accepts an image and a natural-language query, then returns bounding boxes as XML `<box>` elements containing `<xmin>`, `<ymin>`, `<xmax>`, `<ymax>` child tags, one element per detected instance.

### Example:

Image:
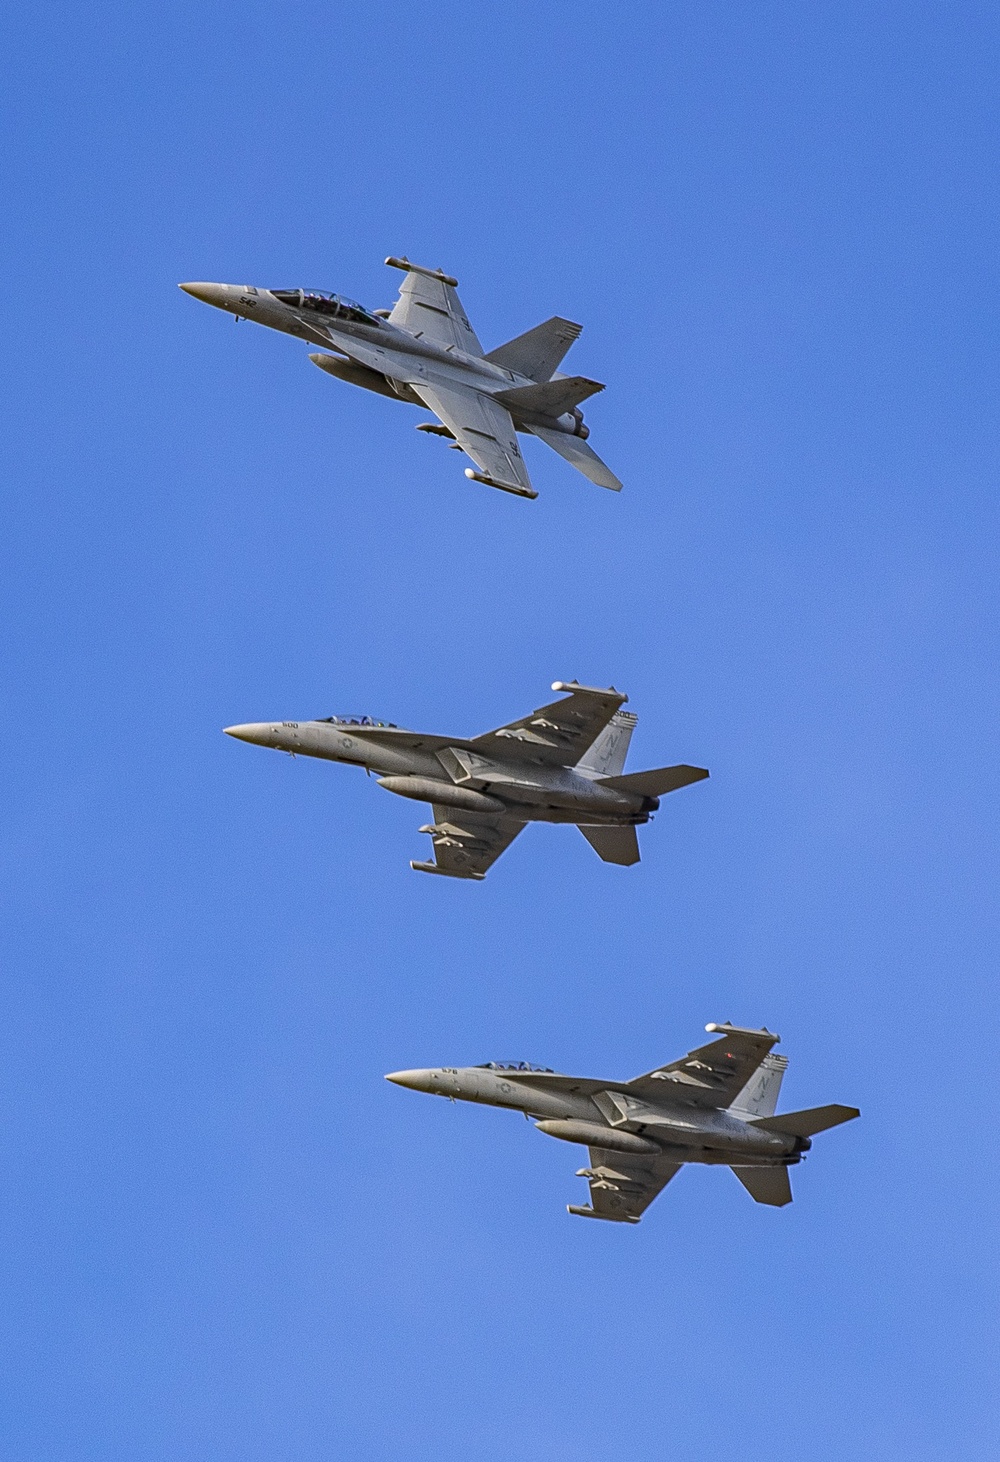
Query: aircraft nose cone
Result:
<box><xmin>385</xmin><ymin>1070</ymin><xmax>431</xmax><ymax>1091</ymax></box>
<box><xmin>224</xmin><ymin>722</ymin><xmax>273</xmax><ymax>746</ymax></box>
<box><xmin>179</xmin><ymin>281</ymin><xmax>229</xmax><ymax>308</ymax></box>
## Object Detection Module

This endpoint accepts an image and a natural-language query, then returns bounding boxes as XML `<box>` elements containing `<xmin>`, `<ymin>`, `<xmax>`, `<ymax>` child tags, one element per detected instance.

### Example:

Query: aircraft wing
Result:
<box><xmin>628</xmin><ymin>1025</ymin><xmax>781</xmax><ymax>1111</ymax></box>
<box><xmin>472</xmin><ymin>681</ymin><xmax>627</xmax><ymax>768</ymax></box>
<box><xmin>387</xmin><ymin>260</ymin><xmax>484</xmax><ymax>354</ymax></box>
<box><xmin>410</xmin><ymin>806</ymin><xmax>526</xmax><ymax>881</ymax></box>
<box><xmin>570</xmin><ymin>1147</ymin><xmax>682</xmax><ymax>1223</ymax></box>
<box><xmin>409</xmin><ymin>381</ymin><xmax>535</xmax><ymax>498</ymax></box>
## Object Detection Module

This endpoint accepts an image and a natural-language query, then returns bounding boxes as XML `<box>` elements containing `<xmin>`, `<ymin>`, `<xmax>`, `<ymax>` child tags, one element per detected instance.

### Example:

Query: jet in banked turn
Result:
<box><xmin>224</xmin><ymin>681</ymin><xmax>707</xmax><ymax>880</ymax></box>
<box><xmin>180</xmin><ymin>256</ymin><xmax>620</xmax><ymax>500</ymax></box>
<box><xmin>387</xmin><ymin>1024</ymin><xmax>859</xmax><ymax>1221</ymax></box>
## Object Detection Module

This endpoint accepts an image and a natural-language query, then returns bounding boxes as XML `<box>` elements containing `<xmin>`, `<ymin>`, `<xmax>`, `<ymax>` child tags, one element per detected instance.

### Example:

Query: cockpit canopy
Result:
<box><xmin>475</xmin><ymin>1062</ymin><xmax>555</xmax><ymax>1073</ymax></box>
<box><xmin>270</xmin><ymin>289</ymin><xmax>381</xmax><ymax>326</ymax></box>
<box><xmin>314</xmin><ymin>715</ymin><xmax>398</xmax><ymax>728</ymax></box>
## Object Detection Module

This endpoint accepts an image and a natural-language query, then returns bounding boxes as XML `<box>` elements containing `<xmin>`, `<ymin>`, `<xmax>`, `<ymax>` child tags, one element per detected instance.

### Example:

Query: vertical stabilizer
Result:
<box><xmin>576</xmin><ymin>710</ymin><xmax>637</xmax><ymax>778</ymax></box>
<box><xmin>730</xmin><ymin>1053</ymin><xmax>788</xmax><ymax>1118</ymax></box>
<box><xmin>483</xmin><ymin>318</ymin><xmax>582</xmax><ymax>381</ymax></box>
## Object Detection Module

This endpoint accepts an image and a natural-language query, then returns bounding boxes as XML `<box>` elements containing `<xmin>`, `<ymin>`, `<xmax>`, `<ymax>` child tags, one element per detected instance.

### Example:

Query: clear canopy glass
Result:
<box><xmin>315</xmin><ymin>715</ymin><xmax>397</xmax><ymax>728</ymax></box>
<box><xmin>270</xmin><ymin>289</ymin><xmax>381</xmax><ymax>326</ymax></box>
<box><xmin>475</xmin><ymin>1062</ymin><xmax>555</xmax><ymax>1073</ymax></box>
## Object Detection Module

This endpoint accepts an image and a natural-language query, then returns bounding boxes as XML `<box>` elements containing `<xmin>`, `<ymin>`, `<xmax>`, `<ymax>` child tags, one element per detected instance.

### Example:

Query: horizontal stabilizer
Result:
<box><xmin>484</xmin><ymin>317</ymin><xmax>582</xmax><ymax>381</ymax></box>
<box><xmin>578</xmin><ymin>824</ymin><xmax>640</xmax><ymax>866</ymax></box>
<box><xmin>731</xmin><ymin>1165</ymin><xmax>793</xmax><ymax>1207</ymax></box>
<box><xmin>493</xmin><ymin>376</ymin><xmax>604</xmax><ymax>418</ymax></box>
<box><xmin>530</xmin><ymin>425</ymin><xmax>623</xmax><ymax>491</ymax></box>
<box><xmin>599</xmin><ymin>764</ymin><xmax>709</xmax><ymax>798</ymax></box>
<box><xmin>750</xmin><ymin>1104</ymin><xmax>860</xmax><ymax>1139</ymax></box>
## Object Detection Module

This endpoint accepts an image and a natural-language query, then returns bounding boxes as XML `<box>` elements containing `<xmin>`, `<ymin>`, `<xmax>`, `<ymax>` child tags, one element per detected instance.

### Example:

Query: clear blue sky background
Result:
<box><xmin>2</xmin><ymin>3</ymin><xmax>998</xmax><ymax>1458</ymax></box>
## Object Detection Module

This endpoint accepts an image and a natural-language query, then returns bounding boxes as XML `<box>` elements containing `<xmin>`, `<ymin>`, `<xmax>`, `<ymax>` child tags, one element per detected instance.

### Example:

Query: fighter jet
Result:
<box><xmin>180</xmin><ymin>256</ymin><xmax>621</xmax><ymax>500</ymax></box>
<box><xmin>387</xmin><ymin>1024</ymin><xmax>859</xmax><ymax>1221</ymax></box>
<box><xmin>224</xmin><ymin>680</ymin><xmax>707</xmax><ymax>880</ymax></box>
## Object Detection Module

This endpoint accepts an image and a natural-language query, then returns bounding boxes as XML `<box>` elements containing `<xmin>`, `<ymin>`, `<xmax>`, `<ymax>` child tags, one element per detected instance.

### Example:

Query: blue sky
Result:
<box><xmin>2</xmin><ymin>2</ymin><xmax>998</xmax><ymax>1457</ymax></box>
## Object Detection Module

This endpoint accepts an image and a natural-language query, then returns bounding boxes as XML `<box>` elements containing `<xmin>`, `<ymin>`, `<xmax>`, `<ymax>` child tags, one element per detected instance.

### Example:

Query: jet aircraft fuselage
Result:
<box><xmin>180</xmin><ymin>258</ymin><xmax>621</xmax><ymax>499</ymax></box>
<box><xmin>223</xmin><ymin>681</ymin><xmax>709</xmax><ymax>879</ymax></box>
<box><xmin>387</xmin><ymin>1061</ymin><xmax>803</xmax><ymax>1164</ymax></box>
<box><xmin>224</xmin><ymin>715</ymin><xmax>658</xmax><ymax>825</ymax></box>
<box><xmin>180</xmin><ymin>282</ymin><xmax>586</xmax><ymax>436</ymax></box>
<box><xmin>386</xmin><ymin>1023</ymin><xmax>859</xmax><ymax>1220</ymax></box>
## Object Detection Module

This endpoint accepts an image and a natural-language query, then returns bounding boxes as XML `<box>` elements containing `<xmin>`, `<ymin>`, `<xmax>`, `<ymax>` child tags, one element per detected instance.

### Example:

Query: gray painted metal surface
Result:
<box><xmin>180</xmin><ymin>257</ymin><xmax>622</xmax><ymax>499</ymax></box>
<box><xmin>386</xmin><ymin>1024</ymin><xmax>859</xmax><ymax>1221</ymax></box>
<box><xmin>224</xmin><ymin>681</ymin><xmax>708</xmax><ymax>879</ymax></box>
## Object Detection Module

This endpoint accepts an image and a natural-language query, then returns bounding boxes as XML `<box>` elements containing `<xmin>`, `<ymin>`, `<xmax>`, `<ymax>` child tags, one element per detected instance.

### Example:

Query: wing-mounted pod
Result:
<box><xmin>384</xmin><ymin>256</ymin><xmax>483</xmax><ymax>355</ymax></box>
<box><xmin>385</xmin><ymin>256</ymin><xmax>459</xmax><ymax>287</ymax></box>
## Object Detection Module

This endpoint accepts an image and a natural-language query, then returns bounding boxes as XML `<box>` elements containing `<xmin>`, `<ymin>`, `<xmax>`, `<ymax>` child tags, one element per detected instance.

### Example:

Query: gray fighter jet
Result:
<box><xmin>387</xmin><ymin>1024</ymin><xmax>859</xmax><ymax>1221</ymax></box>
<box><xmin>180</xmin><ymin>257</ymin><xmax>621</xmax><ymax>500</ymax></box>
<box><xmin>224</xmin><ymin>680</ymin><xmax>707</xmax><ymax>880</ymax></box>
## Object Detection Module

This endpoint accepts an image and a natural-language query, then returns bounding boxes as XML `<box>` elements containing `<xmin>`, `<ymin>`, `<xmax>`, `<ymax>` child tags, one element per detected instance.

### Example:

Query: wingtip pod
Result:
<box><xmin>550</xmin><ymin>680</ymin><xmax>627</xmax><ymax>703</ymax></box>
<box><xmin>567</xmin><ymin>1204</ymin><xmax>641</xmax><ymax>1224</ymax></box>
<box><xmin>705</xmin><ymin>1022</ymin><xmax>781</xmax><ymax>1042</ymax></box>
<box><xmin>385</xmin><ymin>256</ymin><xmax>459</xmax><ymax>288</ymax></box>
<box><xmin>463</xmin><ymin>467</ymin><xmax>538</xmax><ymax>500</ymax></box>
<box><xmin>410</xmin><ymin>859</ymin><xmax>485</xmax><ymax>882</ymax></box>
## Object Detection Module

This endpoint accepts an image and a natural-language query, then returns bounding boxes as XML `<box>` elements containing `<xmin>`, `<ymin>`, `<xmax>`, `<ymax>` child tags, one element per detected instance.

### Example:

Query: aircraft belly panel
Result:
<box><xmin>437</xmin><ymin>747</ymin><xmax>634</xmax><ymax>817</ymax></box>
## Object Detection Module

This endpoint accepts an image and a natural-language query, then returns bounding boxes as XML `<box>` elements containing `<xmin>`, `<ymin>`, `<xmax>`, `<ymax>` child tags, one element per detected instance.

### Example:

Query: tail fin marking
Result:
<box><xmin>730</xmin><ymin>1053</ymin><xmax>789</xmax><ymax>1119</ymax></box>
<box><xmin>576</xmin><ymin>710</ymin><xmax>637</xmax><ymax>778</ymax></box>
